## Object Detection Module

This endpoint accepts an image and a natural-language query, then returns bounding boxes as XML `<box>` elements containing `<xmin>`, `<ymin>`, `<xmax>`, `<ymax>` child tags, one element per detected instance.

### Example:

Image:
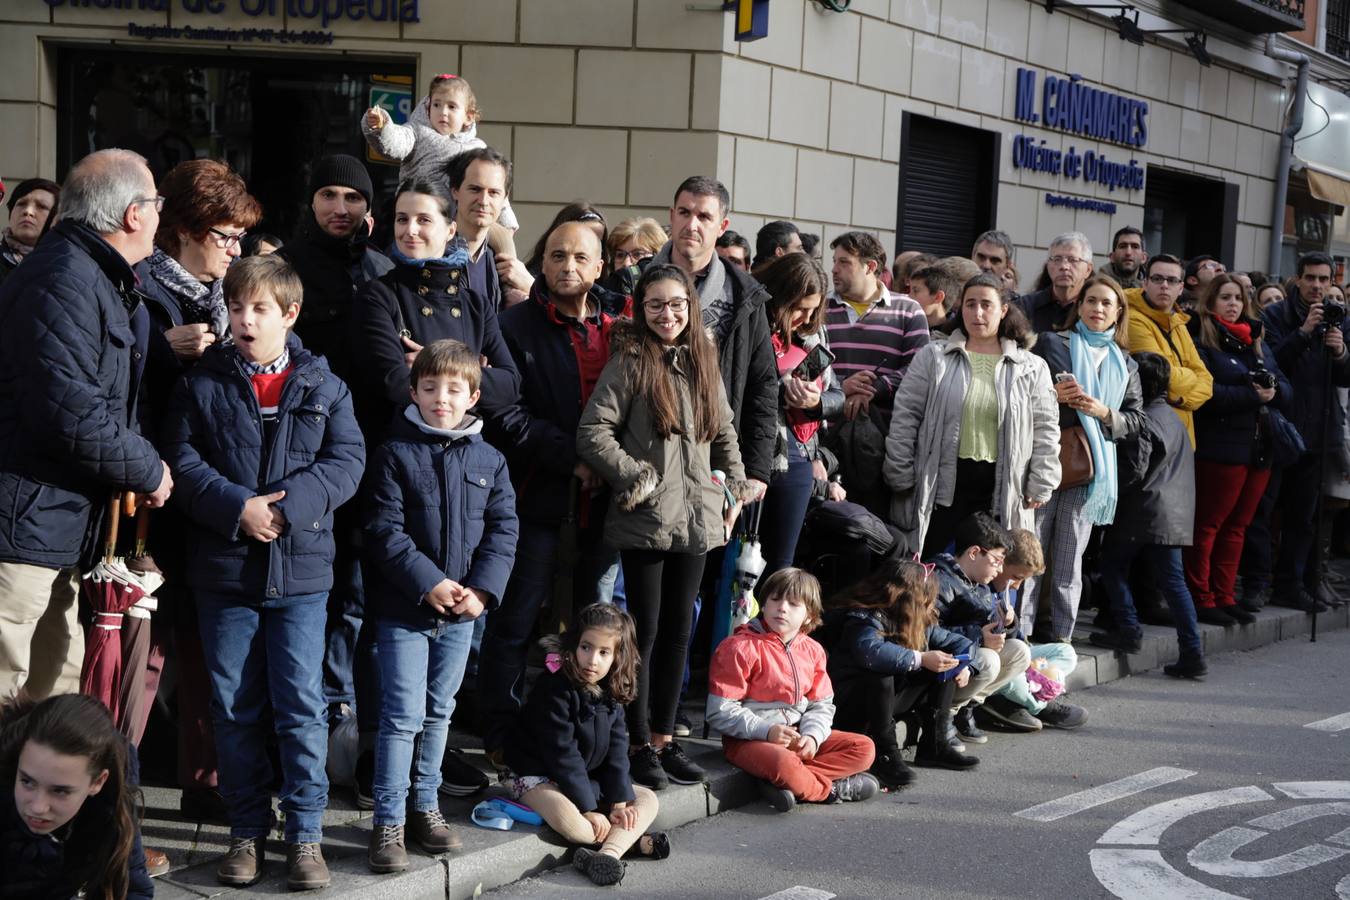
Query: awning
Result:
<box><xmin>1305</xmin><ymin>165</ymin><xmax>1350</xmax><ymax>208</ymax></box>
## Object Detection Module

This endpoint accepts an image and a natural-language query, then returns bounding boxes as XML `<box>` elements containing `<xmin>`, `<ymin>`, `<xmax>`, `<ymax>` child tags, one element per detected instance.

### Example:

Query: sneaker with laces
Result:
<box><xmin>1034</xmin><ymin>699</ymin><xmax>1088</xmax><ymax>730</ymax></box>
<box><xmin>408</xmin><ymin>807</ymin><xmax>462</xmax><ymax>854</ymax></box>
<box><xmin>673</xmin><ymin>711</ymin><xmax>693</xmax><ymax>737</ymax></box>
<box><xmin>953</xmin><ymin>706</ymin><xmax>988</xmax><ymax>743</ymax></box>
<box><xmin>657</xmin><ymin>741</ymin><xmax>708</xmax><ymax>784</ymax></box>
<box><xmin>286</xmin><ymin>841</ymin><xmax>330</xmax><ymax>891</ymax></box>
<box><xmin>437</xmin><ymin>747</ymin><xmax>489</xmax><ymax>797</ymax></box>
<box><xmin>826</xmin><ymin>772</ymin><xmax>880</xmax><ymax>803</ymax></box>
<box><xmin>367</xmin><ymin>825</ymin><xmax>408</xmax><ymax>874</ymax></box>
<box><xmin>629</xmin><ymin>744</ymin><xmax>669</xmax><ymax>791</ymax></box>
<box><xmin>217</xmin><ymin>836</ymin><xmax>263</xmax><ymax>886</ymax></box>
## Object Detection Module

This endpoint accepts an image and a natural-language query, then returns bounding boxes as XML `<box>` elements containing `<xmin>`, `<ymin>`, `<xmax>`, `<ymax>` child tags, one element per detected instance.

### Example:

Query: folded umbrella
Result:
<box><xmin>119</xmin><ymin>504</ymin><xmax>164</xmax><ymax>744</ymax></box>
<box><xmin>80</xmin><ymin>494</ymin><xmax>146</xmax><ymax>724</ymax></box>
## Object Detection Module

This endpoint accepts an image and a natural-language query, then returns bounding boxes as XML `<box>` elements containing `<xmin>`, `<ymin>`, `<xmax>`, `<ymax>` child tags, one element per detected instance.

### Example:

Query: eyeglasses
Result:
<box><xmin>614</xmin><ymin>249</ymin><xmax>652</xmax><ymax>266</ymax></box>
<box><xmin>1048</xmin><ymin>255</ymin><xmax>1089</xmax><ymax>268</ymax></box>
<box><xmin>208</xmin><ymin>227</ymin><xmax>248</xmax><ymax>249</ymax></box>
<box><xmin>643</xmin><ymin>298</ymin><xmax>689</xmax><ymax>313</ymax></box>
<box><xmin>977</xmin><ymin>547</ymin><xmax>1006</xmax><ymax>567</ymax></box>
<box><xmin>1198</xmin><ymin>261</ymin><xmax>1226</xmax><ymax>273</ymax></box>
<box><xmin>131</xmin><ymin>196</ymin><xmax>165</xmax><ymax>212</ymax></box>
<box><xmin>1147</xmin><ymin>274</ymin><xmax>1183</xmax><ymax>287</ymax></box>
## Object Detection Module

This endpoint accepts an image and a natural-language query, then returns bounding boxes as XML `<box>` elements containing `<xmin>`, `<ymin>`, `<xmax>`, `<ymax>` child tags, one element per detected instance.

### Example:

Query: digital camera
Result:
<box><xmin>1324</xmin><ymin>298</ymin><xmax>1347</xmax><ymax>329</ymax></box>
<box><xmin>1249</xmin><ymin>366</ymin><xmax>1277</xmax><ymax>390</ymax></box>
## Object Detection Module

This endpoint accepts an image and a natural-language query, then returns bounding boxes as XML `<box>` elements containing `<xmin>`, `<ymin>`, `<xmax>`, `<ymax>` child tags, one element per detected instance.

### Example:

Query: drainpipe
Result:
<box><xmin>1266</xmin><ymin>33</ymin><xmax>1309</xmax><ymax>279</ymax></box>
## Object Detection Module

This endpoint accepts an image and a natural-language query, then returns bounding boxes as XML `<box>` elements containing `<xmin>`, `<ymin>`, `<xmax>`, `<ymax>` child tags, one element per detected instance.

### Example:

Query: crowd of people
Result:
<box><xmin>2</xmin><ymin>71</ymin><xmax>1349</xmax><ymax>898</ymax></box>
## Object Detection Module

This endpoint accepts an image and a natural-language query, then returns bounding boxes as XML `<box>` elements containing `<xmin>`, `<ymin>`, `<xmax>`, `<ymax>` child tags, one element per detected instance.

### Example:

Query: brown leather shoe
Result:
<box><xmin>217</xmin><ymin>836</ymin><xmax>263</xmax><ymax>886</ymax></box>
<box><xmin>407</xmin><ymin>808</ymin><xmax>462</xmax><ymax>854</ymax></box>
<box><xmin>285</xmin><ymin>842</ymin><xmax>330</xmax><ymax>891</ymax></box>
<box><xmin>144</xmin><ymin>847</ymin><xmax>171</xmax><ymax>877</ymax></box>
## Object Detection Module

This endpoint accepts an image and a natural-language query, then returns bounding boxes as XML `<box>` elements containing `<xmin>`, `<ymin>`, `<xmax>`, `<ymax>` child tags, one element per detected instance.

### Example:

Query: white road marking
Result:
<box><xmin>757</xmin><ymin>888</ymin><xmax>836</xmax><ymax>900</ymax></box>
<box><xmin>1275</xmin><ymin>780</ymin><xmax>1350</xmax><ymax>799</ymax></box>
<box><xmin>1188</xmin><ymin>825</ymin><xmax>1349</xmax><ymax>878</ymax></box>
<box><xmin>1305</xmin><ymin>711</ymin><xmax>1350</xmax><ymax>732</ymax></box>
<box><xmin>1098</xmin><ymin>786</ymin><xmax>1272</xmax><ymax>845</ymax></box>
<box><xmin>1090</xmin><ymin>849</ymin><xmax>1243</xmax><ymax>899</ymax></box>
<box><xmin>1014</xmin><ymin>767</ymin><xmax>1196</xmax><ymax>823</ymax></box>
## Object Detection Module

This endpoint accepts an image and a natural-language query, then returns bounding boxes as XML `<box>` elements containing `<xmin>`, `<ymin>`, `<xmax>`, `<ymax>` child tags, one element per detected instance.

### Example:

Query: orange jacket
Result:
<box><xmin>705</xmin><ymin>619</ymin><xmax>835</xmax><ymax>747</ymax></box>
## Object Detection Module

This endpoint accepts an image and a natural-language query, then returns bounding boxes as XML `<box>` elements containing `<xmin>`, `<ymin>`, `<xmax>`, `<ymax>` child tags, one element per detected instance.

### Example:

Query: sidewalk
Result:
<box><xmin>144</xmin><ymin>602</ymin><xmax>1350</xmax><ymax>900</ymax></box>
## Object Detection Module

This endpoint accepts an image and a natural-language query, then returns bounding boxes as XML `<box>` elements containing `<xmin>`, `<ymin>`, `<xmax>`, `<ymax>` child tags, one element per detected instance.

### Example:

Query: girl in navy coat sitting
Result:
<box><xmin>1</xmin><ymin>694</ymin><xmax>153</xmax><ymax>900</ymax></box>
<box><xmin>505</xmin><ymin>603</ymin><xmax>671</xmax><ymax>887</ymax></box>
<box><xmin>822</xmin><ymin>558</ymin><xmax>980</xmax><ymax>788</ymax></box>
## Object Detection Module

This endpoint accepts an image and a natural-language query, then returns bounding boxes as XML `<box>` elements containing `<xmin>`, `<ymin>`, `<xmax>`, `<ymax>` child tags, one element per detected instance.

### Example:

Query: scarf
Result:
<box><xmin>652</xmin><ymin>242</ymin><xmax>735</xmax><ymax>340</ymax></box>
<box><xmin>389</xmin><ymin>236</ymin><xmax>470</xmax><ymax>270</ymax></box>
<box><xmin>144</xmin><ymin>248</ymin><xmax>229</xmax><ymax>340</ymax></box>
<box><xmin>2</xmin><ymin>228</ymin><xmax>35</xmax><ymax>260</ymax></box>
<box><xmin>1069</xmin><ymin>321</ymin><xmax>1128</xmax><ymax>525</ymax></box>
<box><xmin>1216</xmin><ymin>317</ymin><xmax>1253</xmax><ymax>345</ymax></box>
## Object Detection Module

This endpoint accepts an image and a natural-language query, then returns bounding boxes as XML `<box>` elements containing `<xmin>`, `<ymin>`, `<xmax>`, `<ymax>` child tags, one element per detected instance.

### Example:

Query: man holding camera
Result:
<box><xmin>1257</xmin><ymin>252</ymin><xmax>1350</xmax><ymax>612</ymax></box>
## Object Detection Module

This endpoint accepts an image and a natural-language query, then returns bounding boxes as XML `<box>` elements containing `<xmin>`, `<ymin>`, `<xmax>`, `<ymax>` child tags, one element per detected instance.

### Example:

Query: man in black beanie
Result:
<box><xmin>279</xmin><ymin>153</ymin><xmax>392</xmax><ymax>380</ymax></box>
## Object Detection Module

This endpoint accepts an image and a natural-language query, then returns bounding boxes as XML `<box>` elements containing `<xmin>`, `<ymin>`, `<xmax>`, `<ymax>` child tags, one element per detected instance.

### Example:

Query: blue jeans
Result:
<box><xmin>759</xmin><ymin>449</ymin><xmax>815</xmax><ymax>578</ymax></box>
<box><xmin>197</xmin><ymin>592</ymin><xmax>329</xmax><ymax>843</ymax></box>
<box><xmin>1099</xmin><ymin>543</ymin><xmax>1202</xmax><ymax>657</ymax></box>
<box><xmin>373</xmin><ymin>616</ymin><xmax>474</xmax><ymax>825</ymax></box>
<box><xmin>478</xmin><ymin>520</ymin><xmax>618</xmax><ymax>751</ymax></box>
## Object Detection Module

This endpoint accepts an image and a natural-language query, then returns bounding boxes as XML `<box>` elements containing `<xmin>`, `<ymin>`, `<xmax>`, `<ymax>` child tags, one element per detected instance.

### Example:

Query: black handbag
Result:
<box><xmin>804</xmin><ymin>500</ymin><xmax>896</xmax><ymax>555</ymax></box>
<box><xmin>1262</xmin><ymin>407</ymin><xmax>1306</xmax><ymax>468</ymax></box>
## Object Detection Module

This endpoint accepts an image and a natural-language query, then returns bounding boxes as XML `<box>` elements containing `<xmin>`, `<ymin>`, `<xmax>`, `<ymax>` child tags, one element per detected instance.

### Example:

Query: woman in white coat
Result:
<box><xmin>884</xmin><ymin>272</ymin><xmax>1061</xmax><ymax>557</ymax></box>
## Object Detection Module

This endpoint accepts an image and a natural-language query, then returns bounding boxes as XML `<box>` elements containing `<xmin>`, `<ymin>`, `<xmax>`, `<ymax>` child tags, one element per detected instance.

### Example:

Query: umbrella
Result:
<box><xmin>79</xmin><ymin>493</ymin><xmax>147</xmax><ymax>724</ymax></box>
<box><xmin>119</xmin><ymin>501</ymin><xmax>164</xmax><ymax>744</ymax></box>
<box><xmin>708</xmin><ymin>473</ymin><xmax>766</xmax><ymax>650</ymax></box>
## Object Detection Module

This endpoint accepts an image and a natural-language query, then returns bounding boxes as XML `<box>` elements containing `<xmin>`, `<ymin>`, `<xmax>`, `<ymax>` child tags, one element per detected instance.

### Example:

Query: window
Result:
<box><xmin>1329</xmin><ymin>0</ymin><xmax>1350</xmax><ymax>61</ymax></box>
<box><xmin>895</xmin><ymin>114</ymin><xmax>1000</xmax><ymax>258</ymax></box>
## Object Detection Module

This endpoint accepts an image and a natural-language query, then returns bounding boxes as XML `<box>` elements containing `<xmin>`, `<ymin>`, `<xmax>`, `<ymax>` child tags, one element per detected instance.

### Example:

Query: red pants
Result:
<box><xmin>723</xmin><ymin>730</ymin><xmax>875</xmax><ymax>803</ymax></box>
<box><xmin>1185</xmin><ymin>461</ymin><xmax>1271</xmax><ymax>608</ymax></box>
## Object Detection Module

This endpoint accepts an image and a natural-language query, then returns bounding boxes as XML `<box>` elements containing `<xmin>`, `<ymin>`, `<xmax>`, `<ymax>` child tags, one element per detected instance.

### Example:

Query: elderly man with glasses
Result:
<box><xmin>1015</xmin><ymin>232</ymin><xmax>1095</xmax><ymax>333</ymax></box>
<box><xmin>0</xmin><ymin>148</ymin><xmax>173</xmax><ymax>702</ymax></box>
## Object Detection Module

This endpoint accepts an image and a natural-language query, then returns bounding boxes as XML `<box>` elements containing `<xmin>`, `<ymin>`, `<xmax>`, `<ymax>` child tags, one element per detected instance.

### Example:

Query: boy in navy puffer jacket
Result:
<box><xmin>162</xmin><ymin>255</ymin><xmax>366</xmax><ymax>890</ymax></box>
<box><xmin>362</xmin><ymin>339</ymin><xmax>517</xmax><ymax>873</ymax></box>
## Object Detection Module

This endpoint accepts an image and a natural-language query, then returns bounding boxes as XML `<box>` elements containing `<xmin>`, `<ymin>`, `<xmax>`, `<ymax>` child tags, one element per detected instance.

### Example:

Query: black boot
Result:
<box><xmin>914</xmin><ymin>683</ymin><xmax>978</xmax><ymax>770</ymax></box>
<box><xmin>869</xmin><ymin>733</ymin><xmax>914</xmax><ymax>788</ymax></box>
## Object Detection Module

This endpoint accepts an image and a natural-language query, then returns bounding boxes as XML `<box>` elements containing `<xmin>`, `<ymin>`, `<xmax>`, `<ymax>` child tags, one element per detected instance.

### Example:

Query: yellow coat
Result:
<box><xmin>1123</xmin><ymin>288</ymin><xmax>1214</xmax><ymax>448</ymax></box>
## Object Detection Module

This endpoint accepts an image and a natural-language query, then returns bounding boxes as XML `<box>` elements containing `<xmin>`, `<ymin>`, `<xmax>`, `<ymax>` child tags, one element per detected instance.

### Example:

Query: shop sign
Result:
<box><xmin>44</xmin><ymin>0</ymin><xmax>421</xmax><ymax>28</ymax></box>
<box><xmin>1010</xmin><ymin>66</ymin><xmax>1148</xmax><ymax>207</ymax></box>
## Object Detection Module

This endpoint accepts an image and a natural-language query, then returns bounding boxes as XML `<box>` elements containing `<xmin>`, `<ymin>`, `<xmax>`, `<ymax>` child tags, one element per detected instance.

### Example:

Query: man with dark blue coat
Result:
<box><xmin>0</xmin><ymin>149</ymin><xmax>173</xmax><ymax>701</ymax></box>
<box><xmin>479</xmin><ymin>221</ymin><xmax>627</xmax><ymax>762</ymax></box>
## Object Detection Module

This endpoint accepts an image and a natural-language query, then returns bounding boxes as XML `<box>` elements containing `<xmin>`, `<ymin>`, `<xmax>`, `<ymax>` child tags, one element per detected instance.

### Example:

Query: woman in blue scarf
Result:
<box><xmin>1023</xmin><ymin>275</ymin><xmax>1146</xmax><ymax>642</ymax></box>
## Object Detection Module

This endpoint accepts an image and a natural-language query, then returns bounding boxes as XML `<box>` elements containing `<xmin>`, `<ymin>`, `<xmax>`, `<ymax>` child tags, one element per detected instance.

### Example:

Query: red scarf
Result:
<box><xmin>1216</xmin><ymin>317</ymin><xmax>1253</xmax><ymax>346</ymax></box>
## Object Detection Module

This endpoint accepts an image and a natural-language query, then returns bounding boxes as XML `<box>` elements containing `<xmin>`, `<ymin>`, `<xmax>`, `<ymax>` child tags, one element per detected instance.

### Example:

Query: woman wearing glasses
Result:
<box><xmin>577</xmin><ymin>265</ymin><xmax>753</xmax><ymax>792</ymax></box>
<box><xmin>1023</xmin><ymin>275</ymin><xmax>1145</xmax><ymax>642</ymax></box>
<box><xmin>884</xmin><ymin>272</ymin><xmax>1061</xmax><ymax>559</ymax></box>
<box><xmin>138</xmin><ymin>160</ymin><xmax>260</xmax><ymax>362</ymax></box>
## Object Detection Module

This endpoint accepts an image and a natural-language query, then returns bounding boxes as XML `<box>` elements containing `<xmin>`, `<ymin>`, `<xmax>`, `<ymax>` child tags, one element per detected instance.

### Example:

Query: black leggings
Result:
<box><xmin>833</xmin><ymin>670</ymin><xmax>952</xmax><ymax>748</ymax></box>
<box><xmin>621</xmin><ymin>548</ymin><xmax>708</xmax><ymax>744</ymax></box>
<box><xmin>923</xmin><ymin>458</ymin><xmax>997</xmax><ymax>558</ymax></box>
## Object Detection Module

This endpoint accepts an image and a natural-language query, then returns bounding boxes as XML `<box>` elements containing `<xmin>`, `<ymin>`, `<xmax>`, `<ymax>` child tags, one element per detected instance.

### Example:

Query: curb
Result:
<box><xmin>147</xmin><ymin>603</ymin><xmax>1349</xmax><ymax>900</ymax></box>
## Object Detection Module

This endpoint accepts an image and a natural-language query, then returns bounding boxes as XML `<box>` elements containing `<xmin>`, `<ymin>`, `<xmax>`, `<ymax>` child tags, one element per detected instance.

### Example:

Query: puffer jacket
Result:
<box><xmin>705</xmin><ymin>618</ymin><xmax>836</xmax><ymax>748</ymax></box>
<box><xmin>363</xmin><ymin>409</ymin><xmax>517</xmax><ymax>625</ymax></box>
<box><xmin>161</xmin><ymin>333</ymin><xmax>366</xmax><ymax>601</ymax></box>
<box><xmin>1123</xmin><ymin>288</ymin><xmax>1214</xmax><ymax>447</ymax></box>
<box><xmin>1262</xmin><ymin>284</ymin><xmax>1350</xmax><ymax>449</ymax></box>
<box><xmin>349</xmin><ymin>258</ymin><xmax>520</xmax><ymax>445</ymax></box>
<box><xmin>0</xmin><ymin>220</ymin><xmax>164</xmax><ymax>569</ymax></box>
<box><xmin>883</xmin><ymin>330</ymin><xmax>1060</xmax><ymax>555</ymax></box>
<box><xmin>932</xmin><ymin>553</ymin><xmax>1000</xmax><ymax>646</ymax></box>
<box><xmin>505</xmin><ymin>668</ymin><xmax>634</xmax><ymax>813</ymax></box>
<box><xmin>1031</xmin><ymin>329</ymin><xmax>1146</xmax><ymax>439</ymax></box>
<box><xmin>1110</xmin><ymin>396</ymin><xmax>1196</xmax><ymax>546</ymax></box>
<box><xmin>1189</xmin><ymin>317</ymin><xmax>1291</xmax><ymax>468</ymax></box>
<box><xmin>360</xmin><ymin>98</ymin><xmax>519</xmax><ymax>231</ymax></box>
<box><xmin>575</xmin><ymin>327</ymin><xmax>747</xmax><ymax>554</ymax></box>
<box><xmin>819</xmin><ymin>608</ymin><xmax>979</xmax><ymax>689</ymax></box>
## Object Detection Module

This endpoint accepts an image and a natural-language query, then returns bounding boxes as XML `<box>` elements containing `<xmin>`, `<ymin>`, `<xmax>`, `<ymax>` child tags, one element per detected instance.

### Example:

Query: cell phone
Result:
<box><xmin>939</xmin><ymin>653</ymin><xmax>972</xmax><ymax>682</ymax></box>
<box><xmin>1054</xmin><ymin>372</ymin><xmax>1077</xmax><ymax>385</ymax></box>
<box><xmin>793</xmin><ymin>344</ymin><xmax>836</xmax><ymax>382</ymax></box>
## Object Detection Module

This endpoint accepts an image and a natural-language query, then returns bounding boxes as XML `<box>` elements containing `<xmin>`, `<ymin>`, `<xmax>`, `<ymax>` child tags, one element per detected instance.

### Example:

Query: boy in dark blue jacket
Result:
<box><xmin>162</xmin><ymin>255</ymin><xmax>366</xmax><ymax>891</ymax></box>
<box><xmin>363</xmin><ymin>339</ymin><xmax>518</xmax><ymax>874</ymax></box>
<box><xmin>930</xmin><ymin>513</ymin><xmax>1031</xmax><ymax>746</ymax></box>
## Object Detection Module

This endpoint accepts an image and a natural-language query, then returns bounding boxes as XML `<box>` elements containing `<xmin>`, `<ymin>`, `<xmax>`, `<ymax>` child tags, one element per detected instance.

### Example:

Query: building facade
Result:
<box><xmin>2</xmin><ymin>0</ymin><xmax>1347</xmax><ymax>287</ymax></box>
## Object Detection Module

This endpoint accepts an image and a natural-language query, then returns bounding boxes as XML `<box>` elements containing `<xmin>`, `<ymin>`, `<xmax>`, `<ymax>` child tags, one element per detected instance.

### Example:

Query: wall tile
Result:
<box><xmin>959</xmin><ymin>45</ymin><xmax>1004</xmax><ymax>117</ymax></box>
<box><xmin>853</xmin><ymin>159</ymin><xmax>900</xmax><ymax>228</ymax></box>
<box><xmin>1100</xmin><ymin>35</ymin><xmax>1138</xmax><ymax>94</ymax></box>
<box><xmin>411</xmin><ymin>0</ymin><xmax>515</xmax><ymax>43</ymax></box>
<box><xmin>1244</xmin><ymin>176</ymin><xmax>1273</xmax><ymax>226</ymax></box>
<box><xmin>461</xmin><ymin>46</ymin><xmax>574</xmax><ymax>124</ymax></box>
<box><xmin>996</xmin><ymin>183</ymin><xmax>1039</xmax><ymax>240</ymax></box>
<box><xmin>1065</xmin><ymin>17</ymin><xmax>1105</xmax><ymax>83</ymax></box>
<box><xmin>889</xmin><ymin>0</ymin><xmax>940</xmax><ymax>33</ymax></box>
<box><xmin>1208</xmin><ymin>118</ymin><xmax>1237</xmax><ymax>170</ymax></box>
<box><xmin>628</xmin><ymin>131</ymin><xmax>721</xmax><ymax>207</ymax></box>
<box><xmin>0</xmin><ymin>28</ymin><xmax>38</xmax><ymax>104</ymax></box>
<box><xmin>882</xmin><ymin>94</ymin><xmax>937</xmax><ymax>161</ymax></box>
<box><xmin>521</xmin><ymin>0</ymin><xmax>632</xmax><ymax>47</ymax></box>
<box><xmin>691</xmin><ymin>53</ymin><xmax>721</xmax><ymax>132</ymax></box>
<box><xmin>1226</xmin><ymin>71</ymin><xmax>1256</xmax><ymax>125</ymax></box>
<box><xmin>513</xmin><ymin>126</ymin><xmax>627</xmax><ymax>204</ymax></box>
<box><xmin>741</xmin><ymin>0</ymin><xmax>805</xmax><ymax>68</ymax></box>
<box><xmin>1235</xmin><ymin>124</ymin><xmax>1263</xmax><ymax>174</ymax></box>
<box><xmin>635</xmin><ymin>0</ymin><xmax>727</xmax><ymax>50</ymax></box>
<box><xmin>940</xmin><ymin>0</ymin><xmax>986</xmax><ymax>46</ymax></box>
<box><xmin>770</xmin><ymin>69</ymin><xmax>831</xmax><ymax>148</ymax></box>
<box><xmin>576</xmin><ymin>50</ymin><xmax>690</xmax><ymax>129</ymax></box>
<box><xmin>1136</xmin><ymin>43</ymin><xmax>1171</xmax><ymax>101</ymax></box>
<box><xmin>1149</xmin><ymin>103</ymin><xmax>1182</xmax><ymax>160</ymax></box>
<box><xmin>829</xmin><ymin>82</ymin><xmax>885</xmax><ymax>157</ymax></box>
<box><xmin>850</xmin><ymin>0</ymin><xmax>891</xmax><ymax>19</ymax></box>
<box><xmin>910</xmin><ymin>33</ymin><xmax>961</xmax><ymax>106</ymax></box>
<box><xmin>1035</xmin><ymin>196</ymin><xmax>1076</xmax><ymax>247</ymax></box>
<box><xmin>859</xmin><ymin>19</ymin><xmax>913</xmax><ymax>95</ymax></box>
<box><xmin>1025</xmin><ymin>6</ymin><xmax>1068</xmax><ymax>72</ymax></box>
<box><xmin>1199</xmin><ymin>64</ymin><xmax>1228</xmax><ymax>117</ymax></box>
<box><xmin>733</xmin><ymin>138</ymin><xmax>799</xmax><ymax>217</ymax></box>
<box><xmin>984</xmin><ymin>0</ymin><xmax>1029</xmax><ymax>58</ymax></box>
<box><xmin>1252</xmin><ymin>79</ymin><xmax>1286</xmax><ymax>132</ymax></box>
<box><xmin>1168</xmin><ymin>52</ymin><xmax>1200</xmax><ymax>108</ymax></box>
<box><xmin>796</xmin><ymin>149</ymin><xmax>854</xmax><ymax>222</ymax></box>
<box><xmin>802</xmin><ymin>4</ymin><xmax>861</xmax><ymax>82</ymax></box>
<box><xmin>1179</xmin><ymin>111</ymin><xmax>1212</xmax><ymax>165</ymax></box>
<box><xmin>0</xmin><ymin>103</ymin><xmax>37</xmax><ymax>177</ymax></box>
<box><xmin>718</xmin><ymin>56</ymin><xmax>773</xmax><ymax>138</ymax></box>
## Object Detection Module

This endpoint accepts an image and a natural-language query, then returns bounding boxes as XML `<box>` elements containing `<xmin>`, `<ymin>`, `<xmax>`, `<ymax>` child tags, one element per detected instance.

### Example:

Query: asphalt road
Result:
<box><xmin>487</xmin><ymin>628</ymin><xmax>1350</xmax><ymax>899</ymax></box>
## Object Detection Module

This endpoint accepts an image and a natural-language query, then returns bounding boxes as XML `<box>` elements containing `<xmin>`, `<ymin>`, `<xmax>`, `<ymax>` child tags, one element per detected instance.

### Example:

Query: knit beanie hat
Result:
<box><xmin>309</xmin><ymin>154</ymin><xmax>374</xmax><ymax>206</ymax></box>
<box><xmin>7</xmin><ymin>177</ymin><xmax>60</xmax><ymax>213</ymax></box>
